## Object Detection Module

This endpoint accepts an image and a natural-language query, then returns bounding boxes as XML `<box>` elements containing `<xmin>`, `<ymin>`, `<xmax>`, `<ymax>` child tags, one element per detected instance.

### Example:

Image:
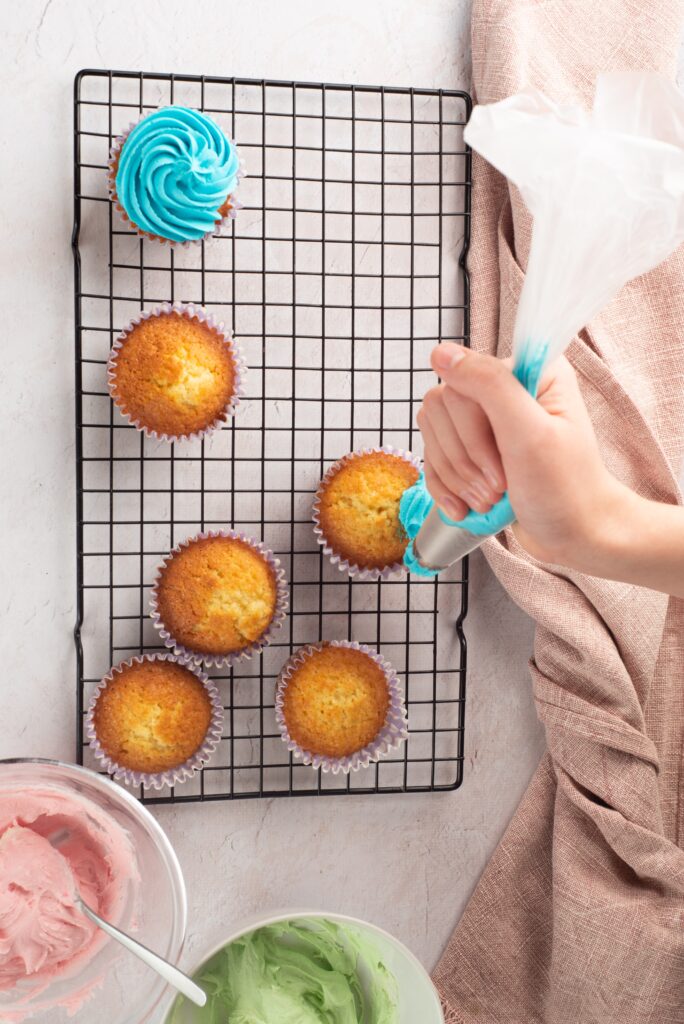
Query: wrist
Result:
<box><xmin>574</xmin><ymin>476</ymin><xmax>649</xmax><ymax>579</ymax></box>
<box><xmin>514</xmin><ymin>470</ymin><xmax>684</xmax><ymax>596</ymax></box>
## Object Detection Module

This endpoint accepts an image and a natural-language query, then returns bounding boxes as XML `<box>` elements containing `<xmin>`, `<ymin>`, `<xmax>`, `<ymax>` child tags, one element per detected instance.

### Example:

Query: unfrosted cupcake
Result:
<box><xmin>108</xmin><ymin>303</ymin><xmax>243</xmax><ymax>441</ymax></box>
<box><xmin>313</xmin><ymin>448</ymin><xmax>420</xmax><ymax>578</ymax></box>
<box><xmin>275</xmin><ymin>641</ymin><xmax>408</xmax><ymax>773</ymax></box>
<box><xmin>151</xmin><ymin>531</ymin><xmax>288</xmax><ymax>667</ymax></box>
<box><xmin>86</xmin><ymin>654</ymin><xmax>223</xmax><ymax>789</ymax></box>
<box><xmin>108</xmin><ymin>105</ymin><xmax>243</xmax><ymax>244</ymax></box>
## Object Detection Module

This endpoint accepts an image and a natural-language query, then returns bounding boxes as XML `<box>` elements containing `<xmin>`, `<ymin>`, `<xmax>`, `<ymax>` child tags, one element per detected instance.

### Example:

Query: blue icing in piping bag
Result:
<box><xmin>404</xmin><ymin>72</ymin><xmax>684</xmax><ymax>575</ymax></box>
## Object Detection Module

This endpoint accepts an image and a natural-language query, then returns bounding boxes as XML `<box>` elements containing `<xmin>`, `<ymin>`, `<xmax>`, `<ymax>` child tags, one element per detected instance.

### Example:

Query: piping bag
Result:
<box><xmin>403</xmin><ymin>72</ymin><xmax>684</xmax><ymax>575</ymax></box>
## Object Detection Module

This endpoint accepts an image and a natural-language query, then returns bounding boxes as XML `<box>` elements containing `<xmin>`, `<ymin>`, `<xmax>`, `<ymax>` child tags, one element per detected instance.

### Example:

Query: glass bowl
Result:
<box><xmin>161</xmin><ymin>909</ymin><xmax>444</xmax><ymax>1024</ymax></box>
<box><xmin>0</xmin><ymin>758</ymin><xmax>187</xmax><ymax>1023</ymax></box>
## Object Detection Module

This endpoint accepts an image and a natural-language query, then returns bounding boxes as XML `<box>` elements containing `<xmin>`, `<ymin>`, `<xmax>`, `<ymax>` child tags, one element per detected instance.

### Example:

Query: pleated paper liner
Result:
<box><xmin>275</xmin><ymin>640</ymin><xmax>409</xmax><ymax>775</ymax></box>
<box><xmin>107</xmin><ymin>115</ymin><xmax>246</xmax><ymax>247</ymax></box>
<box><xmin>86</xmin><ymin>653</ymin><xmax>224</xmax><ymax>791</ymax></box>
<box><xmin>150</xmin><ymin>530</ymin><xmax>289</xmax><ymax>669</ymax></box>
<box><xmin>107</xmin><ymin>301</ymin><xmax>246</xmax><ymax>443</ymax></box>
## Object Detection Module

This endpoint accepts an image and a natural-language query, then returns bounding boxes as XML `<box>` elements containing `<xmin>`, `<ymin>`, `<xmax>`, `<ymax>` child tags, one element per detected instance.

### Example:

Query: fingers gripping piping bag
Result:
<box><xmin>404</xmin><ymin>72</ymin><xmax>684</xmax><ymax>575</ymax></box>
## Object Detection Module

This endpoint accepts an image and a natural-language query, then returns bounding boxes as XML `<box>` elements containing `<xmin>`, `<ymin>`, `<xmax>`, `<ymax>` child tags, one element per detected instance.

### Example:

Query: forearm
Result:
<box><xmin>578</xmin><ymin>481</ymin><xmax>684</xmax><ymax>598</ymax></box>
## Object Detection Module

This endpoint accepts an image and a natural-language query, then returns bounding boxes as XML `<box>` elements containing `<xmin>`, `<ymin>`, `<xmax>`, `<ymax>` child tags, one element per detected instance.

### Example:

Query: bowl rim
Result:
<box><xmin>161</xmin><ymin>908</ymin><xmax>444</xmax><ymax>1023</ymax></box>
<box><xmin>0</xmin><ymin>757</ymin><xmax>188</xmax><ymax>1022</ymax></box>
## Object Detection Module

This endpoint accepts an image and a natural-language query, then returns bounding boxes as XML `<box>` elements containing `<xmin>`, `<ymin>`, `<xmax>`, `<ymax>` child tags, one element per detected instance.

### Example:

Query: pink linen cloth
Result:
<box><xmin>433</xmin><ymin>3</ymin><xmax>684</xmax><ymax>1022</ymax></box>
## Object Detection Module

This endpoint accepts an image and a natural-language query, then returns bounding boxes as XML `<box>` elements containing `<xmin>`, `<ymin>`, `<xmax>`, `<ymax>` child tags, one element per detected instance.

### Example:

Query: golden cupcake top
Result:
<box><xmin>92</xmin><ymin>658</ymin><xmax>213</xmax><ymax>774</ymax></box>
<box><xmin>281</xmin><ymin>644</ymin><xmax>391</xmax><ymax>759</ymax></box>
<box><xmin>316</xmin><ymin>450</ymin><xmax>419</xmax><ymax>570</ymax></box>
<box><xmin>155</xmin><ymin>535</ymin><xmax>278</xmax><ymax>657</ymax></box>
<box><xmin>109</xmin><ymin>309</ymin><xmax>238</xmax><ymax>438</ymax></box>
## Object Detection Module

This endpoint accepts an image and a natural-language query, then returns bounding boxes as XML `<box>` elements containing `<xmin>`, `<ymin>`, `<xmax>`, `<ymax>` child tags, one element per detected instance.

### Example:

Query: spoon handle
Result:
<box><xmin>78</xmin><ymin>900</ymin><xmax>207</xmax><ymax>1008</ymax></box>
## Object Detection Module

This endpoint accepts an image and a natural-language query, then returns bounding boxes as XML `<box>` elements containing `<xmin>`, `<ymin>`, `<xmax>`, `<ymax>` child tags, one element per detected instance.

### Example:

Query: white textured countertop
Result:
<box><xmin>0</xmin><ymin>0</ymin><xmax>550</xmax><ymax>1010</ymax></box>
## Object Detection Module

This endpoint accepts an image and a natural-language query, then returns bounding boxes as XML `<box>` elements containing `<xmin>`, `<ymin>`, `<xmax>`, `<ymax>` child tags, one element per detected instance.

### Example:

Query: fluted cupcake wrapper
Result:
<box><xmin>275</xmin><ymin>640</ymin><xmax>409</xmax><ymax>775</ymax></box>
<box><xmin>107</xmin><ymin>114</ymin><xmax>246</xmax><ymax>247</ymax></box>
<box><xmin>85</xmin><ymin>653</ymin><xmax>224</xmax><ymax>791</ymax></box>
<box><xmin>150</xmin><ymin>530</ymin><xmax>289</xmax><ymax>669</ymax></box>
<box><xmin>107</xmin><ymin>302</ymin><xmax>246</xmax><ymax>444</ymax></box>
<box><xmin>312</xmin><ymin>446</ymin><xmax>422</xmax><ymax>581</ymax></box>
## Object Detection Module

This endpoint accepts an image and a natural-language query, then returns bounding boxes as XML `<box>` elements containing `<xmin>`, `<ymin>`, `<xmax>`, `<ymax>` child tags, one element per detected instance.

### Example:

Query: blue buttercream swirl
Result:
<box><xmin>115</xmin><ymin>106</ymin><xmax>240</xmax><ymax>242</ymax></box>
<box><xmin>400</xmin><ymin>342</ymin><xmax>549</xmax><ymax>574</ymax></box>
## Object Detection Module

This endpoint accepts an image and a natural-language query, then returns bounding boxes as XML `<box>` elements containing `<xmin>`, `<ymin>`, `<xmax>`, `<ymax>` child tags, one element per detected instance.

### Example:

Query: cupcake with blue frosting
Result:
<box><xmin>108</xmin><ymin>106</ymin><xmax>243</xmax><ymax>245</ymax></box>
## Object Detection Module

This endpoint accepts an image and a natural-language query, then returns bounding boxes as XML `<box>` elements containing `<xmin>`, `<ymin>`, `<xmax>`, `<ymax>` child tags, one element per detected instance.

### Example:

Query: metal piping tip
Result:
<box><xmin>412</xmin><ymin>504</ymin><xmax>486</xmax><ymax>571</ymax></box>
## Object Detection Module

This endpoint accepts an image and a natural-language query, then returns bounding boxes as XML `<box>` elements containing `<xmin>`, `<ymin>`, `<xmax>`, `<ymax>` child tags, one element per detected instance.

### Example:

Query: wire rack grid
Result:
<box><xmin>72</xmin><ymin>69</ymin><xmax>471</xmax><ymax>805</ymax></box>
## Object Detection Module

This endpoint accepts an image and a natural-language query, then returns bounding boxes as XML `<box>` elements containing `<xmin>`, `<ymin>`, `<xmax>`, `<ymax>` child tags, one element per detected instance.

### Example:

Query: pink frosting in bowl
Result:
<box><xmin>0</xmin><ymin>789</ymin><xmax>136</xmax><ymax>1001</ymax></box>
<box><xmin>0</xmin><ymin>826</ymin><xmax>95</xmax><ymax>986</ymax></box>
<box><xmin>0</xmin><ymin>760</ymin><xmax>186</xmax><ymax>1024</ymax></box>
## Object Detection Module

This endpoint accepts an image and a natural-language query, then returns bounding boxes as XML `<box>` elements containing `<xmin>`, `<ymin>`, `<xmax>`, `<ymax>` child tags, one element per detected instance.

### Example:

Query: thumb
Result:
<box><xmin>430</xmin><ymin>343</ymin><xmax>549</xmax><ymax>447</ymax></box>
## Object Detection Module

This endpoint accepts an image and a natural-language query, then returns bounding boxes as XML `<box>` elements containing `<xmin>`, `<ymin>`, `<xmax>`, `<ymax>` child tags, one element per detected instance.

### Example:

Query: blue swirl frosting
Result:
<box><xmin>115</xmin><ymin>106</ymin><xmax>240</xmax><ymax>242</ymax></box>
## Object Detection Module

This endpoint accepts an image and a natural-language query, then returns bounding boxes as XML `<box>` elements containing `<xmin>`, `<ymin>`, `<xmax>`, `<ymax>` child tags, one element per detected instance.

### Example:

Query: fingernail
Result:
<box><xmin>483</xmin><ymin>467</ymin><xmax>503</xmax><ymax>491</ymax></box>
<box><xmin>441</xmin><ymin>496</ymin><xmax>462</xmax><ymax>519</ymax></box>
<box><xmin>471</xmin><ymin>481</ymin><xmax>494</xmax><ymax>505</ymax></box>
<box><xmin>461</xmin><ymin>489</ymin><xmax>481</xmax><ymax>509</ymax></box>
<box><xmin>433</xmin><ymin>345</ymin><xmax>466</xmax><ymax>370</ymax></box>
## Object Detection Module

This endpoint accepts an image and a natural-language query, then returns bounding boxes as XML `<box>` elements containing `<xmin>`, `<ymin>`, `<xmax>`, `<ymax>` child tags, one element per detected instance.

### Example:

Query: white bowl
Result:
<box><xmin>161</xmin><ymin>909</ymin><xmax>444</xmax><ymax>1023</ymax></box>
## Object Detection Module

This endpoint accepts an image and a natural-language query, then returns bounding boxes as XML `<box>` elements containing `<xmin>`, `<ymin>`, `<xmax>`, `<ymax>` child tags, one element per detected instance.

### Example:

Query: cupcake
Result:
<box><xmin>313</xmin><ymin>447</ymin><xmax>420</xmax><ymax>579</ymax></box>
<box><xmin>108</xmin><ymin>105</ymin><xmax>243</xmax><ymax>244</ymax></box>
<box><xmin>86</xmin><ymin>654</ymin><xmax>223</xmax><ymax>789</ymax></box>
<box><xmin>150</xmin><ymin>531</ymin><xmax>288</xmax><ymax>667</ymax></box>
<box><xmin>275</xmin><ymin>641</ymin><xmax>408</xmax><ymax>773</ymax></box>
<box><xmin>108</xmin><ymin>303</ymin><xmax>244</xmax><ymax>441</ymax></box>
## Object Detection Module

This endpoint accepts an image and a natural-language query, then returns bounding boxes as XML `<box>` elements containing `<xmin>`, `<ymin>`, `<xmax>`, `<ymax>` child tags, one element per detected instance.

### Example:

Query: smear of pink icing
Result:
<box><xmin>0</xmin><ymin>787</ymin><xmax>138</xmax><ymax>1020</ymax></box>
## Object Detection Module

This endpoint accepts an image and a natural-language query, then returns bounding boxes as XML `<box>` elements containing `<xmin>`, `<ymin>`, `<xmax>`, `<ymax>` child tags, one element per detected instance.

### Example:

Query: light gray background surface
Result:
<box><xmin>8</xmin><ymin>0</ymin><xmax>677</xmax><ymax>1001</ymax></box>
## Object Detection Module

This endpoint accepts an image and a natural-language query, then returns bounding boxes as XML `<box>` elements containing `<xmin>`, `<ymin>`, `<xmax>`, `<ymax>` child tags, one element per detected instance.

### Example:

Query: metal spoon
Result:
<box><xmin>49</xmin><ymin>829</ymin><xmax>206</xmax><ymax>1008</ymax></box>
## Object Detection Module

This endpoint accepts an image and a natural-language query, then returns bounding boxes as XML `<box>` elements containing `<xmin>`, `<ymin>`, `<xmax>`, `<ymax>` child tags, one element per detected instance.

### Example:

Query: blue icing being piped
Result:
<box><xmin>399</xmin><ymin>473</ymin><xmax>439</xmax><ymax>576</ymax></box>
<box><xmin>115</xmin><ymin>106</ymin><xmax>241</xmax><ymax>242</ymax></box>
<box><xmin>399</xmin><ymin>472</ymin><xmax>434</xmax><ymax>541</ymax></box>
<box><xmin>403</xmin><ymin>542</ymin><xmax>438</xmax><ymax>577</ymax></box>
<box><xmin>400</xmin><ymin>340</ymin><xmax>550</xmax><ymax>574</ymax></box>
<box><xmin>399</xmin><ymin>473</ymin><xmax>516</xmax><ymax>575</ymax></box>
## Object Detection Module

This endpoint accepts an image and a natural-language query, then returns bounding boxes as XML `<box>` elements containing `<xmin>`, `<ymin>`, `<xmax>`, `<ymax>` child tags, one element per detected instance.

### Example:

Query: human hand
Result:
<box><xmin>416</xmin><ymin>343</ymin><xmax>624</xmax><ymax>568</ymax></box>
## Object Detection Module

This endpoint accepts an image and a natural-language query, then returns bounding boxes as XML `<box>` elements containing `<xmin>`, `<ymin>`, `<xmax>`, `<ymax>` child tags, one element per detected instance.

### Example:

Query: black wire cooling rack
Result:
<box><xmin>72</xmin><ymin>69</ymin><xmax>471</xmax><ymax>804</ymax></box>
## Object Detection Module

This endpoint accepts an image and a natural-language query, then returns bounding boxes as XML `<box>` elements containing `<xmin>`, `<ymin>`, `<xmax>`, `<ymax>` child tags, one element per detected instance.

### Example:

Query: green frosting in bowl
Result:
<box><xmin>169</xmin><ymin>918</ymin><xmax>399</xmax><ymax>1024</ymax></box>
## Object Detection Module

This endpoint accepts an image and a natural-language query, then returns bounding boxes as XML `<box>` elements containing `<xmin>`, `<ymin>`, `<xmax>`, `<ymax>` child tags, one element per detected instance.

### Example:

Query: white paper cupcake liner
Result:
<box><xmin>275</xmin><ymin>640</ymin><xmax>409</xmax><ymax>774</ymax></box>
<box><xmin>312</xmin><ymin>446</ymin><xmax>422</xmax><ymax>581</ymax></box>
<box><xmin>85</xmin><ymin>653</ymin><xmax>224</xmax><ymax>791</ymax></box>
<box><xmin>107</xmin><ymin>113</ymin><xmax>246</xmax><ymax>247</ymax></box>
<box><xmin>107</xmin><ymin>302</ymin><xmax>246</xmax><ymax>443</ymax></box>
<box><xmin>150</xmin><ymin>530</ymin><xmax>289</xmax><ymax>669</ymax></box>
